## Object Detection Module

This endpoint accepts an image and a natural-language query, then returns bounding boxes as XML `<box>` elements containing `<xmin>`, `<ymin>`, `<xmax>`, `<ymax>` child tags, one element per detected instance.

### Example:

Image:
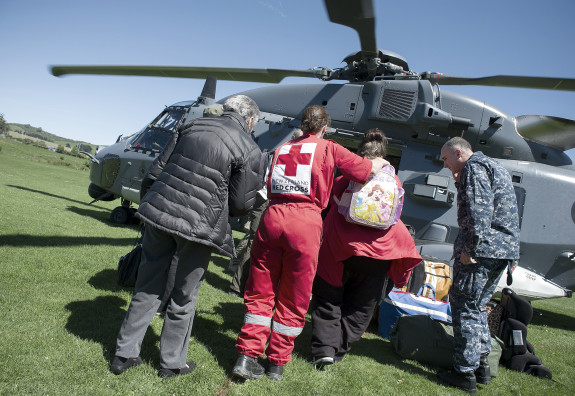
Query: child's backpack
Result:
<box><xmin>335</xmin><ymin>164</ymin><xmax>404</xmax><ymax>230</ymax></box>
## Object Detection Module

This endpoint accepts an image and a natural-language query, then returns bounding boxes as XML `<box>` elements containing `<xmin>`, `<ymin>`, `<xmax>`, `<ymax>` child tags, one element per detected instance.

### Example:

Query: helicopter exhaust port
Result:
<box><xmin>416</xmin><ymin>104</ymin><xmax>474</xmax><ymax>135</ymax></box>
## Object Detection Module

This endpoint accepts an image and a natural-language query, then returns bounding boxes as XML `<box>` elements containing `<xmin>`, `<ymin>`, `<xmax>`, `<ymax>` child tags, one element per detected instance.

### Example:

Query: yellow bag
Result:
<box><xmin>400</xmin><ymin>257</ymin><xmax>452</xmax><ymax>301</ymax></box>
<box><xmin>422</xmin><ymin>259</ymin><xmax>452</xmax><ymax>301</ymax></box>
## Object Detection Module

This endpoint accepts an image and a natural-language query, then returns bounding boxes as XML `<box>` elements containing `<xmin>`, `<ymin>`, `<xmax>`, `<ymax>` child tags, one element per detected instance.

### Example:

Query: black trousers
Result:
<box><xmin>229</xmin><ymin>194</ymin><xmax>268</xmax><ymax>295</ymax></box>
<box><xmin>311</xmin><ymin>256</ymin><xmax>392</xmax><ymax>361</ymax></box>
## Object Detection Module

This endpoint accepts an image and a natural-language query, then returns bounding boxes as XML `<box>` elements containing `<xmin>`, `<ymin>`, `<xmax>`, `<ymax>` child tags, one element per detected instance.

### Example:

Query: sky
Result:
<box><xmin>1</xmin><ymin>0</ymin><xmax>574</xmax><ymax>153</ymax></box>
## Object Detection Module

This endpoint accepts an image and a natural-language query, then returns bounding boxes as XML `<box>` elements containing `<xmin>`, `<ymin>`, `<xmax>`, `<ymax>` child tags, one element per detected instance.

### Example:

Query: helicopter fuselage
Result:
<box><xmin>86</xmin><ymin>78</ymin><xmax>575</xmax><ymax>299</ymax></box>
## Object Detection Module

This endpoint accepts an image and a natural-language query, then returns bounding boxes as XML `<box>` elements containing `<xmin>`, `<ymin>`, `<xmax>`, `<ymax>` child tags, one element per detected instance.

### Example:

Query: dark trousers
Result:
<box><xmin>115</xmin><ymin>225</ymin><xmax>212</xmax><ymax>369</ymax></box>
<box><xmin>311</xmin><ymin>256</ymin><xmax>391</xmax><ymax>361</ymax></box>
<box><xmin>230</xmin><ymin>194</ymin><xmax>268</xmax><ymax>295</ymax></box>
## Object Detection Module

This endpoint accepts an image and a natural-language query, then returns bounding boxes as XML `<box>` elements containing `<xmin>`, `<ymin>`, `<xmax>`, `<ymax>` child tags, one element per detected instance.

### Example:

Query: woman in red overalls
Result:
<box><xmin>233</xmin><ymin>106</ymin><xmax>386</xmax><ymax>381</ymax></box>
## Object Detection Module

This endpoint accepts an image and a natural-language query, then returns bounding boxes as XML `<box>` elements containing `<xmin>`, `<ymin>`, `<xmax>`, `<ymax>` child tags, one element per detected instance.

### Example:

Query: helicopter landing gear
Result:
<box><xmin>110</xmin><ymin>200</ymin><xmax>138</xmax><ymax>224</ymax></box>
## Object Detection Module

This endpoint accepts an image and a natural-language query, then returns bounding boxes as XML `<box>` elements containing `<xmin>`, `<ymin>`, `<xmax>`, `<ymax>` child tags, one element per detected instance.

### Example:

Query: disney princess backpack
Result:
<box><xmin>335</xmin><ymin>164</ymin><xmax>404</xmax><ymax>229</ymax></box>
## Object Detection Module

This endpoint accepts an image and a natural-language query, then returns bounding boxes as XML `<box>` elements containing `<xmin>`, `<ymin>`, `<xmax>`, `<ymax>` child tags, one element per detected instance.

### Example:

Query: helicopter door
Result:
<box><xmin>322</xmin><ymin>84</ymin><xmax>362</xmax><ymax>127</ymax></box>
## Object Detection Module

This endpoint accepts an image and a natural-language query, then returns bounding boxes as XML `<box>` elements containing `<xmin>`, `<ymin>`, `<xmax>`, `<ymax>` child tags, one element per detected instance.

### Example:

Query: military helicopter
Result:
<box><xmin>50</xmin><ymin>0</ymin><xmax>575</xmax><ymax>301</ymax></box>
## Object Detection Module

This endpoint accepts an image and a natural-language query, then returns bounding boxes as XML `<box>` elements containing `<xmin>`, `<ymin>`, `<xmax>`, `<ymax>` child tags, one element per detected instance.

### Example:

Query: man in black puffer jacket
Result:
<box><xmin>111</xmin><ymin>95</ymin><xmax>262</xmax><ymax>379</ymax></box>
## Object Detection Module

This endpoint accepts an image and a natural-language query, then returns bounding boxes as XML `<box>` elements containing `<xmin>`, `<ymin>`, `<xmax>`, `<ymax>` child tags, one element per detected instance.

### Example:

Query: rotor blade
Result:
<box><xmin>516</xmin><ymin>115</ymin><xmax>575</xmax><ymax>151</ymax></box>
<box><xmin>324</xmin><ymin>0</ymin><xmax>378</xmax><ymax>56</ymax></box>
<box><xmin>421</xmin><ymin>72</ymin><xmax>575</xmax><ymax>91</ymax></box>
<box><xmin>50</xmin><ymin>65</ymin><xmax>326</xmax><ymax>83</ymax></box>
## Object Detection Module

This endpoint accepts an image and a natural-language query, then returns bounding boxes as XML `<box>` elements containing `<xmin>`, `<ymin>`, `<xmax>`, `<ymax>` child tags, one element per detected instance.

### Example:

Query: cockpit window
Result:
<box><xmin>130</xmin><ymin>108</ymin><xmax>186</xmax><ymax>152</ymax></box>
<box><xmin>155</xmin><ymin>110</ymin><xmax>182</xmax><ymax>131</ymax></box>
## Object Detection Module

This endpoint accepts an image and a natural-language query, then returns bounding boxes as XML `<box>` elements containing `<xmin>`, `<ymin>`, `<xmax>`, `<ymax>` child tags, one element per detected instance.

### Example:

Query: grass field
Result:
<box><xmin>1</xmin><ymin>136</ymin><xmax>574</xmax><ymax>395</ymax></box>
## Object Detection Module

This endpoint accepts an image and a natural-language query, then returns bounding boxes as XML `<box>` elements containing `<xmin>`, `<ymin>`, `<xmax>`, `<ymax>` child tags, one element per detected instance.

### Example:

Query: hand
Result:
<box><xmin>370</xmin><ymin>157</ymin><xmax>390</xmax><ymax>175</ymax></box>
<box><xmin>459</xmin><ymin>252</ymin><xmax>477</xmax><ymax>265</ymax></box>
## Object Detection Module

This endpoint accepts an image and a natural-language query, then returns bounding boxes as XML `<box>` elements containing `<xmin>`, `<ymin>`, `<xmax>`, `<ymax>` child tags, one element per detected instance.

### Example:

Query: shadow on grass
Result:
<box><xmin>89</xmin><ymin>268</ymin><xmax>132</xmax><ymax>293</ymax></box>
<box><xmin>211</xmin><ymin>254</ymin><xmax>232</xmax><ymax>271</ymax></box>
<box><xmin>0</xmin><ymin>234</ymin><xmax>136</xmax><ymax>247</ymax></box>
<box><xmin>203</xmin><ymin>255</ymin><xmax>235</xmax><ymax>293</ymax></box>
<box><xmin>7</xmin><ymin>184</ymin><xmax>107</xmax><ymax>209</ymax></box>
<box><xmin>67</xmin><ymin>205</ymin><xmax>142</xmax><ymax>228</ymax></box>
<box><xmin>64</xmin><ymin>295</ymin><xmax>161</xmax><ymax>365</ymax></box>
<box><xmin>350</xmin><ymin>336</ymin><xmax>441</xmax><ymax>380</ymax></box>
<box><xmin>193</xmin><ymin>301</ymin><xmax>246</xmax><ymax>374</ymax></box>
<box><xmin>531</xmin><ymin>308</ymin><xmax>575</xmax><ymax>332</ymax></box>
<box><xmin>294</xmin><ymin>318</ymin><xmax>442</xmax><ymax>384</ymax></box>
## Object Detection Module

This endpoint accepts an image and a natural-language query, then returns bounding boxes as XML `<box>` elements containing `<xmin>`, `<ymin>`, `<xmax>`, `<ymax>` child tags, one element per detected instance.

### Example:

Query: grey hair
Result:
<box><xmin>444</xmin><ymin>137</ymin><xmax>472</xmax><ymax>154</ymax></box>
<box><xmin>223</xmin><ymin>95</ymin><xmax>260</xmax><ymax>125</ymax></box>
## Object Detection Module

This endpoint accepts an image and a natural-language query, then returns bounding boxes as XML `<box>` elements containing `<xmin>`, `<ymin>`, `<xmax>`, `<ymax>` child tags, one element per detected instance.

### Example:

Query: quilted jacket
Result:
<box><xmin>137</xmin><ymin>112</ymin><xmax>263</xmax><ymax>257</ymax></box>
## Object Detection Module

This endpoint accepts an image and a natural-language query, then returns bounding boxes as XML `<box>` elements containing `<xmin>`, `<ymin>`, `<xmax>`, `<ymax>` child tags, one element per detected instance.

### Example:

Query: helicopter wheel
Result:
<box><xmin>110</xmin><ymin>206</ymin><xmax>133</xmax><ymax>224</ymax></box>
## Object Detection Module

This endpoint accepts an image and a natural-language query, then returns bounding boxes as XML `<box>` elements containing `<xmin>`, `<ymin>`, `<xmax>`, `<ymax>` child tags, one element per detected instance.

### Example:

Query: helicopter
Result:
<box><xmin>50</xmin><ymin>0</ymin><xmax>575</xmax><ymax>301</ymax></box>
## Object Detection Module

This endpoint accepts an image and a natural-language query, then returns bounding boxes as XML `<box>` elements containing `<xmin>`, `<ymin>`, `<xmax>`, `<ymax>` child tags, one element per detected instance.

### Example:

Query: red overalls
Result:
<box><xmin>235</xmin><ymin>133</ymin><xmax>372</xmax><ymax>365</ymax></box>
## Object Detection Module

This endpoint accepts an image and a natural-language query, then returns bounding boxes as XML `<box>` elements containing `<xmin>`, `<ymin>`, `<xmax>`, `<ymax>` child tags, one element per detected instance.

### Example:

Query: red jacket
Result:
<box><xmin>267</xmin><ymin>134</ymin><xmax>372</xmax><ymax>211</ymax></box>
<box><xmin>317</xmin><ymin>175</ymin><xmax>422</xmax><ymax>288</ymax></box>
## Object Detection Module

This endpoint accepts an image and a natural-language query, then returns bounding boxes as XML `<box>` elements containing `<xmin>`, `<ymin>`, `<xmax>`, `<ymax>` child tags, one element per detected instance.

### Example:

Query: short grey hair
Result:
<box><xmin>223</xmin><ymin>95</ymin><xmax>260</xmax><ymax>126</ymax></box>
<box><xmin>444</xmin><ymin>136</ymin><xmax>472</xmax><ymax>154</ymax></box>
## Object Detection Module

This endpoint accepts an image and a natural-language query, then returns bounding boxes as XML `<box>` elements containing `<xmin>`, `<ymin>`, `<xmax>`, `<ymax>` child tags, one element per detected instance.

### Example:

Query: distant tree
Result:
<box><xmin>0</xmin><ymin>113</ymin><xmax>7</xmax><ymax>134</ymax></box>
<box><xmin>70</xmin><ymin>146</ymin><xmax>79</xmax><ymax>157</ymax></box>
<box><xmin>66</xmin><ymin>143</ymin><xmax>71</xmax><ymax>148</ymax></box>
<box><xmin>78</xmin><ymin>144</ymin><xmax>92</xmax><ymax>154</ymax></box>
<box><xmin>56</xmin><ymin>145</ymin><xmax>66</xmax><ymax>154</ymax></box>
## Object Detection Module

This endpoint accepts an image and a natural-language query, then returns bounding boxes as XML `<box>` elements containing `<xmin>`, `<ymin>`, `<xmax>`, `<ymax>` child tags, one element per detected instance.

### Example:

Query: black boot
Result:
<box><xmin>438</xmin><ymin>369</ymin><xmax>477</xmax><ymax>395</ymax></box>
<box><xmin>475</xmin><ymin>355</ymin><xmax>491</xmax><ymax>385</ymax></box>
<box><xmin>232</xmin><ymin>354</ymin><xmax>265</xmax><ymax>380</ymax></box>
<box><xmin>158</xmin><ymin>361</ymin><xmax>196</xmax><ymax>379</ymax></box>
<box><xmin>267</xmin><ymin>362</ymin><xmax>284</xmax><ymax>381</ymax></box>
<box><xmin>110</xmin><ymin>356</ymin><xmax>142</xmax><ymax>375</ymax></box>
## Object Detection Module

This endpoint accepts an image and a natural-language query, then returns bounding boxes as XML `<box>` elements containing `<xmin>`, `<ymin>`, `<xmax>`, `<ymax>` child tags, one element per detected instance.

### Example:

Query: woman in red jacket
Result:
<box><xmin>233</xmin><ymin>106</ymin><xmax>387</xmax><ymax>381</ymax></box>
<box><xmin>310</xmin><ymin>128</ymin><xmax>422</xmax><ymax>369</ymax></box>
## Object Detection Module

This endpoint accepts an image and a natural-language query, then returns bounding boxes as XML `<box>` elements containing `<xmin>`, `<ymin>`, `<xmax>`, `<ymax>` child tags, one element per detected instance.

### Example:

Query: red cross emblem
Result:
<box><xmin>276</xmin><ymin>144</ymin><xmax>312</xmax><ymax>177</ymax></box>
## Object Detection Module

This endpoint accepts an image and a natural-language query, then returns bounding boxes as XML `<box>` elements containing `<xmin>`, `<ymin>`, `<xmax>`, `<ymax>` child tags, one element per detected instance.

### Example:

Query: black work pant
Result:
<box><xmin>310</xmin><ymin>256</ymin><xmax>392</xmax><ymax>361</ymax></box>
<box><xmin>230</xmin><ymin>194</ymin><xmax>268</xmax><ymax>295</ymax></box>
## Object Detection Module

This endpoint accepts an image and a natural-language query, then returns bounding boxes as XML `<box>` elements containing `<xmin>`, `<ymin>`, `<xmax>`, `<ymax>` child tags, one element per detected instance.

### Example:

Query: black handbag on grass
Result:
<box><xmin>117</xmin><ymin>225</ymin><xmax>143</xmax><ymax>287</ymax></box>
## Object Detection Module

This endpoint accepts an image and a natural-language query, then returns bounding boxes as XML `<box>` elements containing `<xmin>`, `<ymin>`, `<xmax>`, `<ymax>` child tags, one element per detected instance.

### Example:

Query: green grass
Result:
<box><xmin>1</xmin><ymin>137</ymin><xmax>574</xmax><ymax>395</ymax></box>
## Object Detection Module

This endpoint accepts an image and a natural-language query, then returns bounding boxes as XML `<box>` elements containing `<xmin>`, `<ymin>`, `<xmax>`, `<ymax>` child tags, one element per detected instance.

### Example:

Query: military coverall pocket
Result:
<box><xmin>452</xmin><ymin>263</ymin><xmax>483</xmax><ymax>300</ymax></box>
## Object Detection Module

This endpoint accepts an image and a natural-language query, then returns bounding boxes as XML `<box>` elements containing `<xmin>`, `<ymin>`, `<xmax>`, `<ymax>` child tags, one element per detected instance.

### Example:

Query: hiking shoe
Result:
<box><xmin>267</xmin><ymin>362</ymin><xmax>284</xmax><ymax>381</ymax></box>
<box><xmin>438</xmin><ymin>369</ymin><xmax>477</xmax><ymax>395</ymax></box>
<box><xmin>158</xmin><ymin>361</ymin><xmax>196</xmax><ymax>379</ymax></box>
<box><xmin>313</xmin><ymin>356</ymin><xmax>334</xmax><ymax>371</ymax></box>
<box><xmin>110</xmin><ymin>356</ymin><xmax>142</xmax><ymax>375</ymax></box>
<box><xmin>232</xmin><ymin>355</ymin><xmax>264</xmax><ymax>380</ymax></box>
<box><xmin>475</xmin><ymin>355</ymin><xmax>491</xmax><ymax>385</ymax></box>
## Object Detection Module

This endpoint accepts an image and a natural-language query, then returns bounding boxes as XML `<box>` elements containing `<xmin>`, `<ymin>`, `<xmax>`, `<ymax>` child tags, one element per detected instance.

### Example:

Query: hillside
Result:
<box><xmin>7</xmin><ymin>122</ymin><xmax>98</xmax><ymax>153</ymax></box>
